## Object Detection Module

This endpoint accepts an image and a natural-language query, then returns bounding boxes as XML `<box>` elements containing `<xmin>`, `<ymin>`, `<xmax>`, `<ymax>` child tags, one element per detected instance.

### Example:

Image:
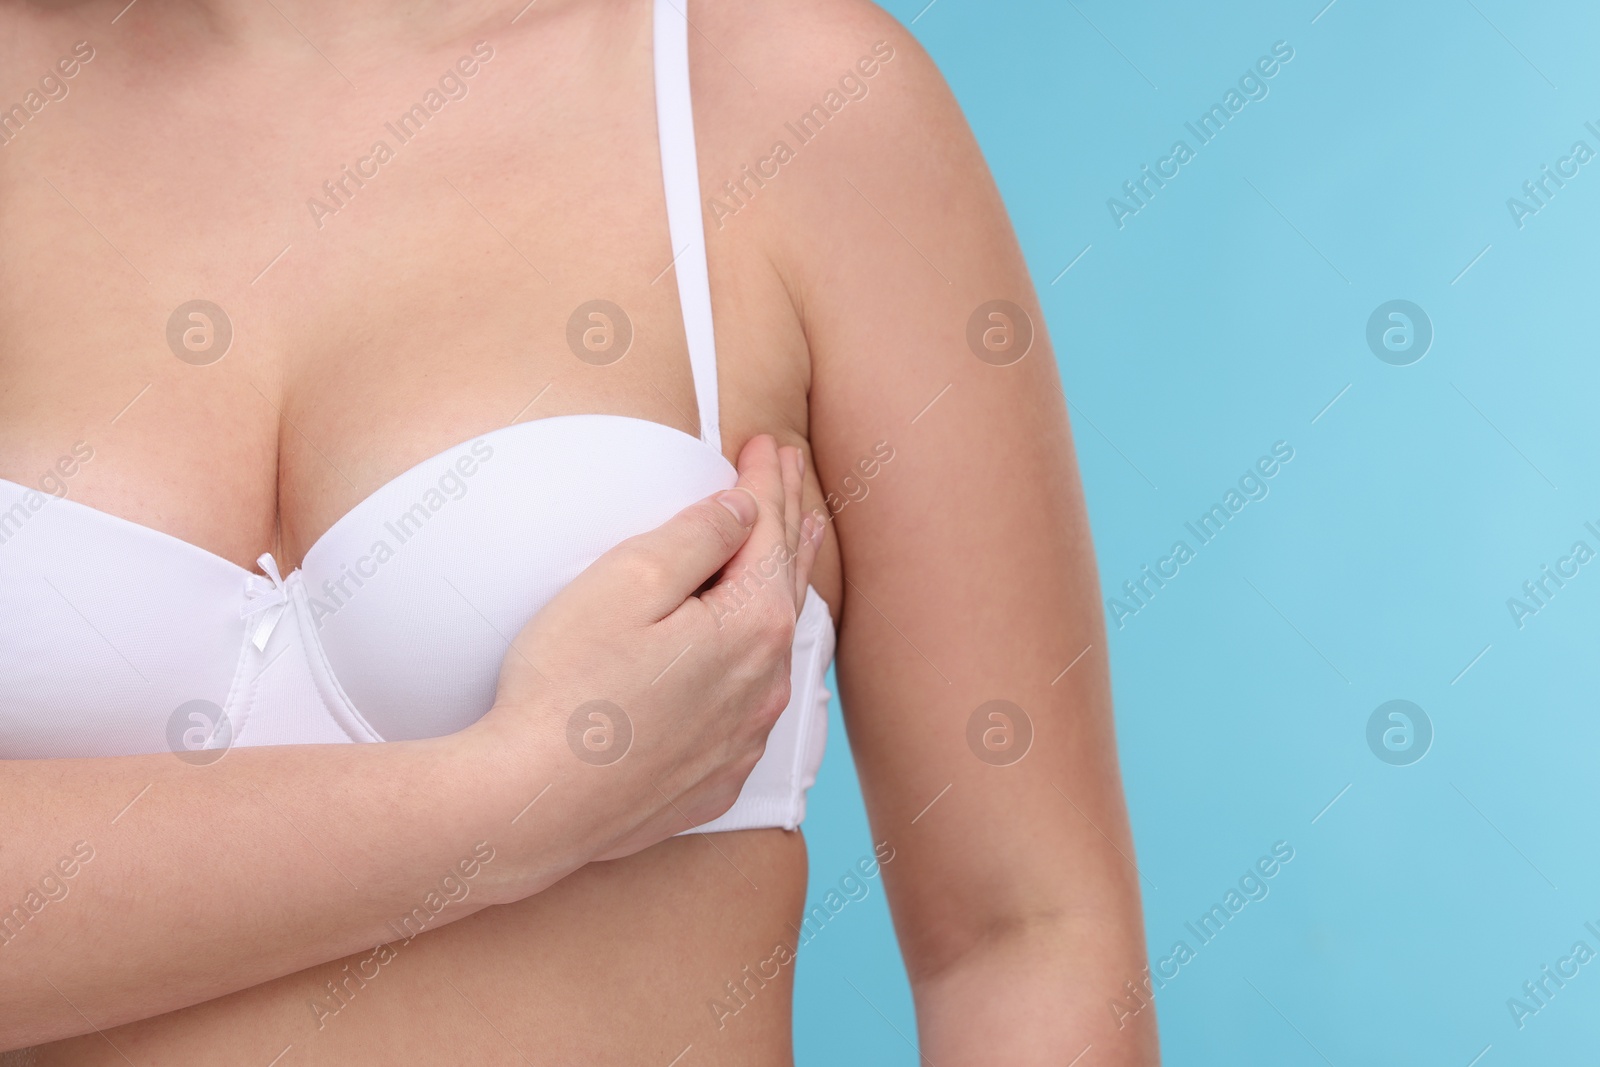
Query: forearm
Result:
<box><xmin>913</xmin><ymin>915</ymin><xmax>1159</xmax><ymax>1066</ymax></box>
<box><xmin>0</xmin><ymin>723</ymin><xmax>567</xmax><ymax>1049</ymax></box>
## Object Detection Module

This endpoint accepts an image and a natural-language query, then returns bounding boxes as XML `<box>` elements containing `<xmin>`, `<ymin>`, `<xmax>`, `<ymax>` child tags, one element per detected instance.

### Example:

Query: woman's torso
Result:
<box><xmin>1</xmin><ymin>0</ymin><xmax>841</xmax><ymax>1061</ymax></box>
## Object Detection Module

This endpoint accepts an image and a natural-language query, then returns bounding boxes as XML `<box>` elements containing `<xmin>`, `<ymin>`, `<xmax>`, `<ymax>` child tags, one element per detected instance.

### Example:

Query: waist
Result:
<box><xmin>27</xmin><ymin>830</ymin><xmax>808</xmax><ymax>1066</ymax></box>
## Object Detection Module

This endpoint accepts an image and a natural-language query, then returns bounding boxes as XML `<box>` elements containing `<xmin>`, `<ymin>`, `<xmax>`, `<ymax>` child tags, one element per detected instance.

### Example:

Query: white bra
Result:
<box><xmin>0</xmin><ymin>0</ymin><xmax>835</xmax><ymax>835</ymax></box>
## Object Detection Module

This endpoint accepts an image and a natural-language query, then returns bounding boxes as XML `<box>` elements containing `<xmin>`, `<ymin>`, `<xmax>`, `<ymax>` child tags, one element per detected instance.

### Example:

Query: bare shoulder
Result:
<box><xmin>687</xmin><ymin>0</ymin><xmax>978</xmax><ymax>235</ymax></box>
<box><xmin>693</xmin><ymin>0</ymin><xmax>921</xmax><ymax>87</ymax></box>
<box><xmin>688</xmin><ymin>0</ymin><xmax>1018</xmax><ymax>395</ymax></box>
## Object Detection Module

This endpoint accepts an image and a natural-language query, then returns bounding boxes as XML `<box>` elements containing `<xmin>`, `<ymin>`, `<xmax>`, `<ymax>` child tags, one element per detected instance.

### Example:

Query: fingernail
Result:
<box><xmin>810</xmin><ymin>516</ymin><xmax>826</xmax><ymax>544</ymax></box>
<box><xmin>716</xmin><ymin>488</ymin><xmax>758</xmax><ymax>526</ymax></box>
<box><xmin>800</xmin><ymin>515</ymin><xmax>814</xmax><ymax>542</ymax></box>
<box><xmin>796</xmin><ymin>450</ymin><xmax>805</xmax><ymax>480</ymax></box>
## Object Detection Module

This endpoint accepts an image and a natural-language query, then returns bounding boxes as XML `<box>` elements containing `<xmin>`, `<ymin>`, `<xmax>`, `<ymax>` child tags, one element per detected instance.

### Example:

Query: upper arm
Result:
<box><xmin>724</xmin><ymin>0</ymin><xmax>1142</xmax><ymax>981</ymax></box>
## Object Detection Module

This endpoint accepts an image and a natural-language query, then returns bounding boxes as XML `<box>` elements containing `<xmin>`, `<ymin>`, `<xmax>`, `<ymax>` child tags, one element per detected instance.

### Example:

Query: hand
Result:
<box><xmin>474</xmin><ymin>433</ymin><xmax>823</xmax><ymax>872</ymax></box>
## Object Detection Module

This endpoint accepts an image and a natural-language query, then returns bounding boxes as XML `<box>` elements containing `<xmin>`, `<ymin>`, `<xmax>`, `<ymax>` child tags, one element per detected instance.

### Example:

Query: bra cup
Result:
<box><xmin>302</xmin><ymin>417</ymin><xmax>736</xmax><ymax>741</ymax></box>
<box><xmin>0</xmin><ymin>418</ymin><xmax>840</xmax><ymax>839</ymax></box>
<box><xmin>0</xmin><ymin>481</ymin><xmax>244</xmax><ymax>759</ymax></box>
<box><xmin>226</xmin><ymin>581</ymin><xmax>384</xmax><ymax>748</ymax></box>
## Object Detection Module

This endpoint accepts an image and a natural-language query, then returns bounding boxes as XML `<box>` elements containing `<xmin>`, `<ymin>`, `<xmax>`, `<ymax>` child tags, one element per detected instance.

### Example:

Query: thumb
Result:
<box><xmin>598</xmin><ymin>488</ymin><xmax>759</xmax><ymax>616</ymax></box>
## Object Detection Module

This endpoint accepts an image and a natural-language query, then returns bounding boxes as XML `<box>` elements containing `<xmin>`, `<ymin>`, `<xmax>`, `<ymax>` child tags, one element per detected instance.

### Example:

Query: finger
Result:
<box><xmin>583</xmin><ymin>487</ymin><xmax>759</xmax><ymax>616</ymax></box>
<box><xmin>779</xmin><ymin>445</ymin><xmax>803</xmax><ymax>569</ymax></box>
<box><xmin>792</xmin><ymin>509</ymin><xmax>823</xmax><ymax>610</ymax></box>
<box><xmin>704</xmin><ymin>434</ymin><xmax>787</xmax><ymax>614</ymax></box>
<box><xmin>775</xmin><ymin>445</ymin><xmax>802</xmax><ymax>608</ymax></box>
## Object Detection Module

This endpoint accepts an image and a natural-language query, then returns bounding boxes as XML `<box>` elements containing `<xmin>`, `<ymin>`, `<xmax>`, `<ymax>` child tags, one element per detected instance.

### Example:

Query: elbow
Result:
<box><xmin>902</xmin><ymin>904</ymin><xmax>1074</xmax><ymax>988</ymax></box>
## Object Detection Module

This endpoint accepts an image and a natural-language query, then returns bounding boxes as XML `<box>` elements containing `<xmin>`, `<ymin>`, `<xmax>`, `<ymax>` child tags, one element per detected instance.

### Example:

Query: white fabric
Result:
<box><xmin>654</xmin><ymin>0</ymin><xmax>722</xmax><ymax>451</ymax></box>
<box><xmin>0</xmin><ymin>6</ymin><xmax>833</xmax><ymax>834</ymax></box>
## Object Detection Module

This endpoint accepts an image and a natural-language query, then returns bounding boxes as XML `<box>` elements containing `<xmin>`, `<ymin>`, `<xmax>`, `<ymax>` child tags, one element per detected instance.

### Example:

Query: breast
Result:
<box><xmin>300</xmin><ymin>415</ymin><xmax>740</xmax><ymax>742</ymax></box>
<box><xmin>0</xmin><ymin>417</ymin><xmax>835</xmax><ymax>834</ymax></box>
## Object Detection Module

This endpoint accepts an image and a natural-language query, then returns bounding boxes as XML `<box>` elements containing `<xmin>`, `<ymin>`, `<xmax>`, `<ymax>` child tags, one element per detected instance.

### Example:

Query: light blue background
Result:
<box><xmin>796</xmin><ymin>2</ymin><xmax>1600</xmax><ymax>1064</ymax></box>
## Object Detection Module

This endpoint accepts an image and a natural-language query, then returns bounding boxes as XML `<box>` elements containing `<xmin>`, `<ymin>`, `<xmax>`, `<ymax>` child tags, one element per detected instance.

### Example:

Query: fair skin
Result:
<box><xmin>0</xmin><ymin>0</ymin><xmax>1157</xmax><ymax>1063</ymax></box>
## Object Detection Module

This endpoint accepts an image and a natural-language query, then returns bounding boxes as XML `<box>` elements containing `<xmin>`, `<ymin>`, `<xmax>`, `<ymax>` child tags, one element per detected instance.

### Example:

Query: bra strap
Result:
<box><xmin>653</xmin><ymin>0</ymin><xmax>721</xmax><ymax>454</ymax></box>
